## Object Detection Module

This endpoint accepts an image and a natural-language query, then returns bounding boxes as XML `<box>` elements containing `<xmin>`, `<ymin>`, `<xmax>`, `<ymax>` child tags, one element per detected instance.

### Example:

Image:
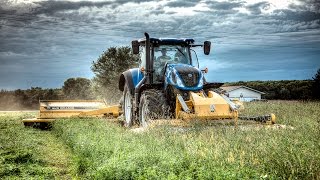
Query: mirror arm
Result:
<box><xmin>190</xmin><ymin>44</ymin><xmax>203</xmax><ymax>47</ymax></box>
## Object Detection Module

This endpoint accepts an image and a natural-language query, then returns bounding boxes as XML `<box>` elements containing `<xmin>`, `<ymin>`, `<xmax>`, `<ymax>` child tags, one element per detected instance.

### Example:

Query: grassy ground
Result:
<box><xmin>0</xmin><ymin>112</ymin><xmax>74</xmax><ymax>179</ymax></box>
<box><xmin>1</xmin><ymin>101</ymin><xmax>320</xmax><ymax>179</ymax></box>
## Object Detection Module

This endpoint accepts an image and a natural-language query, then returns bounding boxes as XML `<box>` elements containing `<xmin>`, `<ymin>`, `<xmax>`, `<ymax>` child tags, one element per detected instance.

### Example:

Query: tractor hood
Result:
<box><xmin>165</xmin><ymin>64</ymin><xmax>204</xmax><ymax>91</ymax></box>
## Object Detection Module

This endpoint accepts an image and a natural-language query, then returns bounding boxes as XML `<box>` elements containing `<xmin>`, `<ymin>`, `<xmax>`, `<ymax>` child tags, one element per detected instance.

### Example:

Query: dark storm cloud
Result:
<box><xmin>31</xmin><ymin>1</ymin><xmax>113</xmax><ymax>15</ymax></box>
<box><xmin>122</xmin><ymin>14</ymin><xmax>214</xmax><ymax>38</ymax></box>
<box><xmin>246</xmin><ymin>1</ymin><xmax>270</xmax><ymax>15</ymax></box>
<box><xmin>205</xmin><ymin>0</ymin><xmax>244</xmax><ymax>10</ymax></box>
<box><xmin>274</xmin><ymin>9</ymin><xmax>320</xmax><ymax>22</ymax></box>
<box><xmin>165</xmin><ymin>0</ymin><xmax>201</xmax><ymax>8</ymax></box>
<box><xmin>0</xmin><ymin>5</ymin><xmax>35</xmax><ymax>26</ymax></box>
<box><xmin>0</xmin><ymin>0</ymin><xmax>162</xmax><ymax>31</ymax></box>
<box><xmin>276</xmin><ymin>0</ymin><xmax>320</xmax><ymax>24</ymax></box>
<box><xmin>268</xmin><ymin>0</ymin><xmax>320</xmax><ymax>32</ymax></box>
<box><xmin>0</xmin><ymin>5</ymin><xmax>16</xmax><ymax>15</ymax></box>
<box><xmin>149</xmin><ymin>9</ymin><xmax>166</xmax><ymax>15</ymax></box>
<box><xmin>116</xmin><ymin>0</ymin><xmax>155</xmax><ymax>4</ymax></box>
<box><xmin>296</xmin><ymin>0</ymin><xmax>320</xmax><ymax>12</ymax></box>
<box><xmin>0</xmin><ymin>1</ymin><xmax>112</xmax><ymax>27</ymax></box>
<box><xmin>1</xmin><ymin>0</ymin><xmax>157</xmax><ymax>17</ymax></box>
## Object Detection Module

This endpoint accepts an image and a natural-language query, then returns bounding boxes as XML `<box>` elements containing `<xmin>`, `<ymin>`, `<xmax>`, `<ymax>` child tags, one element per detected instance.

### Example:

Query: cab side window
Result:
<box><xmin>139</xmin><ymin>46</ymin><xmax>146</xmax><ymax>69</ymax></box>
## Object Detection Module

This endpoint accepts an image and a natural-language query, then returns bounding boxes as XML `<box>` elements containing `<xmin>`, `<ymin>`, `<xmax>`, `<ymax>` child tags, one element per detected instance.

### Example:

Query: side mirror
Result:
<box><xmin>132</xmin><ymin>40</ymin><xmax>139</xmax><ymax>54</ymax></box>
<box><xmin>204</xmin><ymin>41</ymin><xmax>211</xmax><ymax>55</ymax></box>
<box><xmin>201</xmin><ymin>67</ymin><xmax>208</xmax><ymax>74</ymax></box>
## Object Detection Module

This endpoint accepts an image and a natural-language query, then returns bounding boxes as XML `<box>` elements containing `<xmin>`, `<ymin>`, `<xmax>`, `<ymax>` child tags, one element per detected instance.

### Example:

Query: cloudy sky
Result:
<box><xmin>0</xmin><ymin>0</ymin><xmax>319</xmax><ymax>90</ymax></box>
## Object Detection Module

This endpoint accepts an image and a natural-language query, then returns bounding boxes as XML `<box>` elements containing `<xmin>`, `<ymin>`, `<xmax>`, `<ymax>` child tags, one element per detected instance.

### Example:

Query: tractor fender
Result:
<box><xmin>119</xmin><ymin>68</ymin><xmax>144</xmax><ymax>95</ymax></box>
<box><xmin>119</xmin><ymin>70</ymin><xmax>134</xmax><ymax>94</ymax></box>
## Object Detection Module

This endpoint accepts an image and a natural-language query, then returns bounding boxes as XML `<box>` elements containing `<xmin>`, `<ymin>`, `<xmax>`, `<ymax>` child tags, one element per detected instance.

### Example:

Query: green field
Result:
<box><xmin>1</xmin><ymin>101</ymin><xmax>320</xmax><ymax>179</ymax></box>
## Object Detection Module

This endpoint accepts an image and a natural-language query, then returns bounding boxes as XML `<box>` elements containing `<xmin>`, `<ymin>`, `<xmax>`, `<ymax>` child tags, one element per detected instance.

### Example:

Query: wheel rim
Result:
<box><xmin>124</xmin><ymin>92</ymin><xmax>132</xmax><ymax>124</ymax></box>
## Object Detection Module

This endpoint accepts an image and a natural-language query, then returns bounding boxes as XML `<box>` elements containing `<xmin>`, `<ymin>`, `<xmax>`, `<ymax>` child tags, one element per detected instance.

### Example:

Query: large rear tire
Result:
<box><xmin>139</xmin><ymin>90</ymin><xmax>170</xmax><ymax>128</ymax></box>
<box><xmin>123</xmin><ymin>84</ymin><xmax>134</xmax><ymax>127</ymax></box>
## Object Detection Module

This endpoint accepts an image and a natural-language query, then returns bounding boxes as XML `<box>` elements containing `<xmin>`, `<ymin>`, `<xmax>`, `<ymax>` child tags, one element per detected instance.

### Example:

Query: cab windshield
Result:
<box><xmin>153</xmin><ymin>45</ymin><xmax>191</xmax><ymax>65</ymax></box>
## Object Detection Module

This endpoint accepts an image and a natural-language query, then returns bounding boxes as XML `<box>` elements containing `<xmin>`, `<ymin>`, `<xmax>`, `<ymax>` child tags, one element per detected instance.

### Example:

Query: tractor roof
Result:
<box><xmin>138</xmin><ymin>38</ymin><xmax>194</xmax><ymax>46</ymax></box>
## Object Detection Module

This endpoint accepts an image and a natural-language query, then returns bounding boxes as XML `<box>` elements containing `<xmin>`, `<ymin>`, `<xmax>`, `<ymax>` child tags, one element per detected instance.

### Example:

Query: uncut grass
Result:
<box><xmin>53</xmin><ymin>101</ymin><xmax>320</xmax><ymax>179</ymax></box>
<box><xmin>0</xmin><ymin>112</ymin><xmax>73</xmax><ymax>179</ymax></box>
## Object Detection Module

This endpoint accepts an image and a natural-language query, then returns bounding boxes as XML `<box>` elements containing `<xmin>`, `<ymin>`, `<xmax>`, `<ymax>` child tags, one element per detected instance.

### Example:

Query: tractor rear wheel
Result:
<box><xmin>123</xmin><ymin>84</ymin><xmax>134</xmax><ymax>127</ymax></box>
<box><xmin>139</xmin><ymin>90</ymin><xmax>170</xmax><ymax>128</ymax></box>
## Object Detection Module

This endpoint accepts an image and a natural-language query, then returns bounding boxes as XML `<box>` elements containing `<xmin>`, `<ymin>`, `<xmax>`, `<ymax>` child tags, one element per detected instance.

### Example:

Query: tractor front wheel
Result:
<box><xmin>123</xmin><ymin>84</ymin><xmax>134</xmax><ymax>127</ymax></box>
<box><xmin>139</xmin><ymin>90</ymin><xmax>170</xmax><ymax>128</ymax></box>
<box><xmin>139</xmin><ymin>94</ymin><xmax>150</xmax><ymax>128</ymax></box>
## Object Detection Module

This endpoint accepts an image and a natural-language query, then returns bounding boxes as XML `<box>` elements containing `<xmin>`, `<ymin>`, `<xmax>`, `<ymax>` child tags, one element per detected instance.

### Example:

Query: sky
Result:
<box><xmin>0</xmin><ymin>0</ymin><xmax>319</xmax><ymax>90</ymax></box>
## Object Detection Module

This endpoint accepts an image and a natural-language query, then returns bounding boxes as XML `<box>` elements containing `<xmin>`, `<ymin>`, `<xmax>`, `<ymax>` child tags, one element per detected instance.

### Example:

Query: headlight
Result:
<box><xmin>172</xmin><ymin>68</ymin><xmax>185</xmax><ymax>87</ymax></box>
<box><xmin>171</xmin><ymin>71</ymin><xmax>177</xmax><ymax>84</ymax></box>
<box><xmin>198</xmin><ymin>74</ymin><xmax>204</xmax><ymax>87</ymax></box>
<box><xmin>171</xmin><ymin>69</ymin><xmax>185</xmax><ymax>87</ymax></box>
<box><xmin>176</xmin><ymin>75</ymin><xmax>185</xmax><ymax>87</ymax></box>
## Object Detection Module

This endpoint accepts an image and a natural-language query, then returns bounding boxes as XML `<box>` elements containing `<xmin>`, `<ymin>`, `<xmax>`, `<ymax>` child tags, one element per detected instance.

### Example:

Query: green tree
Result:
<box><xmin>44</xmin><ymin>89</ymin><xmax>60</xmax><ymax>100</ymax></box>
<box><xmin>279</xmin><ymin>87</ymin><xmax>290</xmax><ymax>99</ymax></box>
<box><xmin>25</xmin><ymin>87</ymin><xmax>45</xmax><ymax>108</ymax></box>
<box><xmin>62</xmin><ymin>78</ymin><xmax>93</xmax><ymax>99</ymax></box>
<box><xmin>226</xmin><ymin>80</ymin><xmax>313</xmax><ymax>100</ymax></box>
<box><xmin>91</xmin><ymin>46</ymin><xmax>139</xmax><ymax>87</ymax></box>
<box><xmin>14</xmin><ymin>89</ymin><xmax>28</xmax><ymax>108</ymax></box>
<box><xmin>91</xmin><ymin>46</ymin><xmax>139</xmax><ymax>103</ymax></box>
<box><xmin>312</xmin><ymin>68</ymin><xmax>320</xmax><ymax>99</ymax></box>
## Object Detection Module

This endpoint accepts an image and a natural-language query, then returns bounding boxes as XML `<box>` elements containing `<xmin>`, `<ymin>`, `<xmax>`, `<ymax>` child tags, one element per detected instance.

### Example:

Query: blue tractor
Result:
<box><xmin>118</xmin><ymin>33</ymin><xmax>275</xmax><ymax>128</ymax></box>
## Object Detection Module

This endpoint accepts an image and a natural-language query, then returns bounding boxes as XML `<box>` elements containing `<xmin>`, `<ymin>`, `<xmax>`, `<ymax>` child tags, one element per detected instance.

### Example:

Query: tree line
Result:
<box><xmin>0</xmin><ymin>87</ymin><xmax>62</xmax><ymax>110</ymax></box>
<box><xmin>0</xmin><ymin>46</ymin><xmax>138</xmax><ymax>110</ymax></box>
<box><xmin>225</xmin><ymin>69</ymin><xmax>320</xmax><ymax>100</ymax></box>
<box><xmin>0</xmin><ymin>46</ymin><xmax>319</xmax><ymax>110</ymax></box>
<box><xmin>225</xmin><ymin>80</ymin><xmax>314</xmax><ymax>100</ymax></box>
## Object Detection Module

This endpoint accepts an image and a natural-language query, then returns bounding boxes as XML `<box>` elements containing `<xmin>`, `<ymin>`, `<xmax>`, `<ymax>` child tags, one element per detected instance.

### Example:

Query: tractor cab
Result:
<box><xmin>132</xmin><ymin>37</ymin><xmax>209</xmax><ymax>87</ymax></box>
<box><xmin>139</xmin><ymin>44</ymin><xmax>194</xmax><ymax>83</ymax></box>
